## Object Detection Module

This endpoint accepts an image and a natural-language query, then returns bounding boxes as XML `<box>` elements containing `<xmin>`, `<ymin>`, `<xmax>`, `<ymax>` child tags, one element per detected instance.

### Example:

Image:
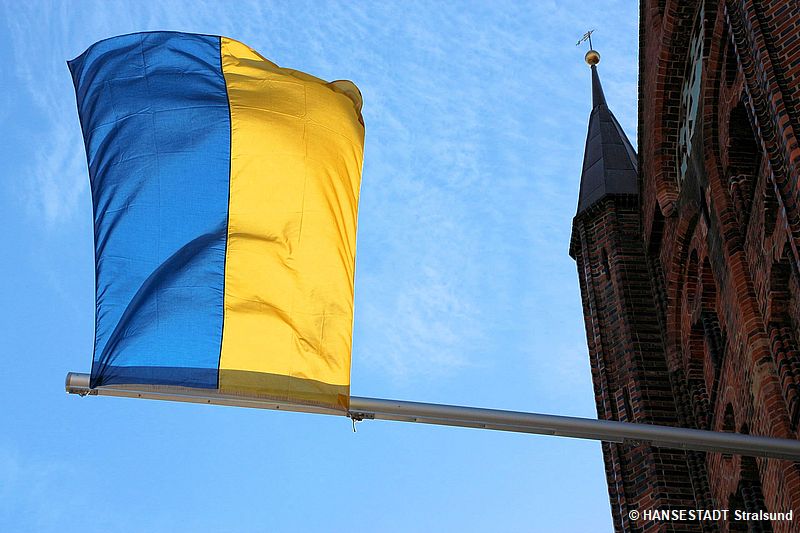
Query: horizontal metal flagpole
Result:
<box><xmin>66</xmin><ymin>372</ymin><xmax>800</xmax><ymax>460</ymax></box>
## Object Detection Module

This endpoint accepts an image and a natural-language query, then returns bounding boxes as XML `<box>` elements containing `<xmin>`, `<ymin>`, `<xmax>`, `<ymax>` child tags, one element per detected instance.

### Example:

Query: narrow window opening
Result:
<box><xmin>722</xmin><ymin>403</ymin><xmax>735</xmax><ymax>432</ymax></box>
<box><xmin>725</xmin><ymin>37</ymin><xmax>737</xmax><ymax>89</ymax></box>
<box><xmin>727</xmin><ymin>101</ymin><xmax>760</xmax><ymax>230</ymax></box>
<box><xmin>622</xmin><ymin>387</ymin><xmax>634</xmax><ymax>422</ymax></box>
<box><xmin>600</xmin><ymin>248</ymin><xmax>611</xmax><ymax>278</ymax></box>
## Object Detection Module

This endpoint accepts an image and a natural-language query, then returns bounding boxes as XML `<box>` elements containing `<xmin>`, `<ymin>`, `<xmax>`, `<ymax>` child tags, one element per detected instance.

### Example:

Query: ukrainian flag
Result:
<box><xmin>69</xmin><ymin>32</ymin><xmax>364</xmax><ymax>410</ymax></box>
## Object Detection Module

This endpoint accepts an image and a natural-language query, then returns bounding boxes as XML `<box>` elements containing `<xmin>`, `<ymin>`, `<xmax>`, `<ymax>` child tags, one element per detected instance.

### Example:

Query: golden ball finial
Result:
<box><xmin>585</xmin><ymin>49</ymin><xmax>601</xmax><ymax>66</ymax></box>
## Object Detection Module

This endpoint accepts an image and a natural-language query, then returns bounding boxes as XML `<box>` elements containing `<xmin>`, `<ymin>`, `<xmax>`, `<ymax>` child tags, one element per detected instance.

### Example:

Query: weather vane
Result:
<box><xmin>577</xmin><ymin>29</ymin><xmax>601</xmax><ymax>66</ymax></box>
<box><xmin>576</xmin><ymin>29</ymin><xmax>595</xmax><ymax>49</ymax></box>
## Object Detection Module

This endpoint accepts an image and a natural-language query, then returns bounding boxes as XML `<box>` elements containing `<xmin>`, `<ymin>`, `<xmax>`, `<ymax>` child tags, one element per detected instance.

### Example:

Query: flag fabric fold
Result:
<box><xmin>69</xmin><ymin>31</ymin><xmax>364</xmax><ymax>410</ymax></box>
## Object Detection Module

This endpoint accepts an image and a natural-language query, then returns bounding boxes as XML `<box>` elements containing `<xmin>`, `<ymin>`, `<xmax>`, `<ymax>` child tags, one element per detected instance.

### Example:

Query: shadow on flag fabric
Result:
<box><xmin>69</xmin><ymin>32</ymin><xmax>365</xmax><ymax>410</ymax></box>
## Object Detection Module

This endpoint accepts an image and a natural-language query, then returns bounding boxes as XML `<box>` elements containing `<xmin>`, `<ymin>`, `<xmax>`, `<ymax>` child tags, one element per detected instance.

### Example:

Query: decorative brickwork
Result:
<box><xmin>572</xmin><ymin>198</ymin><xmax>710</xmax><ymax>532</ymax></box>
<box><xmin>571</xmin><ymin>1</ymin><xmax>800</xmax><ymax>530</ymax></box>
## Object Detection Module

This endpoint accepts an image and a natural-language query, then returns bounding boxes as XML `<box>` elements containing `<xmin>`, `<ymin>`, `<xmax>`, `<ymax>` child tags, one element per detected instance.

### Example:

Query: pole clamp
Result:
<box><xmin>348</xmin><ymin>411</ymin><xmax>375</xmax><ymax>422</ymax></box>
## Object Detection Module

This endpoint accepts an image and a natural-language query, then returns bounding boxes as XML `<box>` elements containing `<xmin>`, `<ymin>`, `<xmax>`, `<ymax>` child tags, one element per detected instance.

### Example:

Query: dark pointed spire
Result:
<box><xmin>591</xmin><ymin>65</ymin><xmax>607</xmax><ymax>108</ymax></box>
<box><xmin>575</xmin><ymin>53</ymin><xmax>638</xmax><ymax>215</ymax></box>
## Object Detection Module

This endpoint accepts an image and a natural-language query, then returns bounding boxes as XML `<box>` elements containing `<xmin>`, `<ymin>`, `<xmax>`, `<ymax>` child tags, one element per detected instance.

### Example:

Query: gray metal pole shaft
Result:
<box><xmin>65</xmin><ymin>372</ymin><xmax>800</xmax><ymax>460</ymax></box>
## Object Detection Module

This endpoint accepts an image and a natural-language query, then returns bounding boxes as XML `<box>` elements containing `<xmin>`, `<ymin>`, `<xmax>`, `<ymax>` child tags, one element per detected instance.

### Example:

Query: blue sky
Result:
<box><xmin>0</xmin><ymin>1</ymin><xmax>638</xmax><ymax>531</ymax></box>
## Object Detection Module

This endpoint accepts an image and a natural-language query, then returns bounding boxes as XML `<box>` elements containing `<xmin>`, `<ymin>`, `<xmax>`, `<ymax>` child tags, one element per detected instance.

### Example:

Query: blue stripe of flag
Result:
<box><xmin>69</xmin><ymin>32</ymin><xmax>230</xmax><ymax>388</ymax></box>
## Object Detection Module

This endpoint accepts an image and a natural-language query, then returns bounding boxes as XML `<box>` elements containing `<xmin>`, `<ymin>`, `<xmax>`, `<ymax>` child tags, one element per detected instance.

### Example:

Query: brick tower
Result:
<box><xmin>570</xmin><ymin>57</ymin><xmax>713</xmax><ymax>532</ymax></box>
<box><xmin>572</xmin><ymin>1</ymin><xmax>800</xmax><ymax>531</ymax></box>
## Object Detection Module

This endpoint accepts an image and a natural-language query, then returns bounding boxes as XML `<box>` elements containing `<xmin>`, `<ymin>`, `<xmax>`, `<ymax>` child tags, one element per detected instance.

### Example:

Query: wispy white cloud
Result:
<box><xmin>4</xmin><ymin>3</ymin><xmax>93</xmax><ymax>227</ymax></box>
<box><xmin>25</xmin><ymin>123</ymin><xmax>87</xmax><ymax>226</ymax></box>
<box><xmin>357</xmin><ymin>267</ymin><xmax>480</xmax><ymax>379</ymax></box>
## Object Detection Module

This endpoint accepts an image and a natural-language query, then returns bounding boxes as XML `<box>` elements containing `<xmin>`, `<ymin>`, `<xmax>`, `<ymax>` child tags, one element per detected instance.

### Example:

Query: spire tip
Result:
<box><xmin>585</xmin><ymin>50</ymin><xmax>601</xmax><ymax>66</ymax></box>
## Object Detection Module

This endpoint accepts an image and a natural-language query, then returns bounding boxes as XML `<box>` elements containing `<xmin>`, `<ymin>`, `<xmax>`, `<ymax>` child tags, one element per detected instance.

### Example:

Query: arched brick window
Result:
<box><xmin>724</xmin><ymin>35</ymin><xmax>737</xmax><ymax>89</ymax></box>
<box><xmin>726</xmin><ymin>101</ymin><xmax>760</xmax><ymax>230</ymax></box>
<box><xmin>728</xmin><ymin>457</ymin><xmax>773</xmax><ymax>533</ymax></box>
<box><xmin>699</xmin><ymin>260</ymin><xmax>724</xmax><ymax>394</ymax></box>
<box><xmin>768</xmin><ymin>249</ymin><xmax>800</xmax><ymax>428</ymax></box>
<box><xmin>647</xmin><ymin>204</ymin><xmax>667</xmax><ymax>320</ymax></box>
<box><xmin>687</xmin><ymin>324</ymin><xmax>710</xmax><ymax>430</ymax></box>
<box><xmin>721</xmin><ymin>403</ymin><xmax>736</xmax><ymax>461</ymax></box>
<box><xmin>722</xmin><ymin>403</ymin><xmax>735</xmax><ymax>432</ymax></box>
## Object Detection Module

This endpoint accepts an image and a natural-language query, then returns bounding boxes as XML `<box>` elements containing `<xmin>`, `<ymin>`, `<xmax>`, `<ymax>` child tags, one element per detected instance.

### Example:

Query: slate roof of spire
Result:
<box><xmin>576</xmin><ymin>65</ymin><xmax>638</xmax><ymax>214</ymax></box>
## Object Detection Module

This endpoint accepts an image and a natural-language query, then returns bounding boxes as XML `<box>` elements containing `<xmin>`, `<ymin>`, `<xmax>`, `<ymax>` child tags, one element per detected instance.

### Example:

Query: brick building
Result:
<box><xmin>570</xmin><ymin>1</ymin><xmax>800</xmax><ymax>531</ymax></box>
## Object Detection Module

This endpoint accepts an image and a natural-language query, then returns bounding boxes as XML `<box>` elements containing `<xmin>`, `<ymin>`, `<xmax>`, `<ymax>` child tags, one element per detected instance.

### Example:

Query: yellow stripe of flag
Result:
<box><xmin>218</xmin><ymin>37</ymin><xmax>364</xmax><ymax>410</ymax></box>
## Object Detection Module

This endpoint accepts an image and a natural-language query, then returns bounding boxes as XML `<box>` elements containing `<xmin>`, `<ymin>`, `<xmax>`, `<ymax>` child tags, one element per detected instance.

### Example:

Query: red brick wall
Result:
<box><xmin>637</xmin><ymin>0</ymin><xmax>800</xmax><ymax>530</ymax></box>
<box><xmin>573</xmin><ymin>1</ymin><xmax>800</xmax><ymax>530</ymax></box>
